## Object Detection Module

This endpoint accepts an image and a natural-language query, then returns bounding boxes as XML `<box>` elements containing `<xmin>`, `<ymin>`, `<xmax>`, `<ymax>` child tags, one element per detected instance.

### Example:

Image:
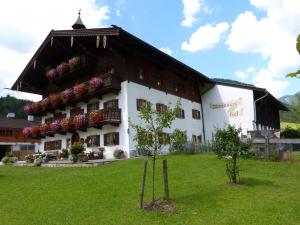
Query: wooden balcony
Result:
<box><xmin>32</xmin><ymin>73</ymin><xmax>121</xmax><ymax>116</ymax></box>
<box><xmin>91</xmin><ymin>109</ymin><xmax>122</xmax><ymax>129</ymax></box>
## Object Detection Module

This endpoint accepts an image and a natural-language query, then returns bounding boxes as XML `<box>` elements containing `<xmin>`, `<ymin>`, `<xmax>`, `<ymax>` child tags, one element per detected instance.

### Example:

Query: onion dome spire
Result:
<box><xmin>72</xmin><ymin>9</ymin><xmax>86</xmax><ymax>29</ymax></box>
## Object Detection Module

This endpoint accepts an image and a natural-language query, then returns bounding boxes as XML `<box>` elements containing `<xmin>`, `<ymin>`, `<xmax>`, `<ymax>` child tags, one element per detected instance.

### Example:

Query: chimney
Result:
<box><xmin>28</xmin><ymin>115</ymin><xmax>34</xmax><ymax>121</ymax></box>
<box><xmin>7</xmin><ymin>113</ymin><xmax>15</xmax><ymax>118</ymax></box>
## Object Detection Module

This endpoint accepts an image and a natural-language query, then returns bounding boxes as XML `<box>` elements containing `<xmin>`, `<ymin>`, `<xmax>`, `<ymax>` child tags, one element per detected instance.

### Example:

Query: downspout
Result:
<box><xmin>253</xmin><ymin>90</ymin><xmax>268</xmax><ymax>130</ymax></box>
<box><xmin>200</xmin><ymin>96</ymin><xmax>206</xmax><ymax>144</ymax></box>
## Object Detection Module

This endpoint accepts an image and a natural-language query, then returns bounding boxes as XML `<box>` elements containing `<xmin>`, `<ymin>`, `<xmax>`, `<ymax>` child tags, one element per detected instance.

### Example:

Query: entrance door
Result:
<box><xmin>71</xmin><ymin>132</ymin><xmax>80</xmax><ymax>145</ymax></box>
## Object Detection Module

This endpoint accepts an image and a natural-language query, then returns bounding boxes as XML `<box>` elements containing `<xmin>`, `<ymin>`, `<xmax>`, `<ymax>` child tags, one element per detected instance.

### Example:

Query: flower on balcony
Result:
<box><xmin>73</xmin><ymin>114</ymin><xmax>87</xmax><ymax>128</ymax></box>
<box><xmin>73</xmin><ymin>83</ymin><xmax>87</xmax><ymax>97</ymax></box>
<box><xmin>46</xmin><ymin>68</ymin><xmax>57</xmax><ymax>79</ymax></box>
<box><xmin>50</xmin><ymin>120</ymin><xmax>61</xmax><ymax>132</ymax></box>
<box><xmin>89</xmin><ymin>110</ymin><xmax>103</xmax><ymax>124</ymax></box>
<box><xmin>56</xmin><ymin>62</ymin><xmax>70</xmax><ymax>75</ymax></box>
<box><xmin>31</xmin><ymin>126</ymin><xmax>40</xmax><ymax>136</ymax></box>
<box><xmin>24</xmin><ymin>104</ymin><xmax>32</xmax><ymax>114</ymax></box>
<box><xmin>49</xmin><ymin>94</ymin><xmax>61</xmax><ymax>107</ymax></box>
<box><xmin>89</xmin><ymin>77</ymin><xmax>103</xmax><ymax>92</ymax></box>
<box><xmin>31</xmin><ymin>102</ymin><xmax>40</xmax><ymax>113</ymax></box>
<box><xmin>69</xmin><ymin>56</ymin><xmax>81</xmax><ymax>69</ymax></box>
<box><xmin>40</xmin><ymin>123</ymin><xmax>50</xmax><ymax>133</ymax></box>
<box><xmin>22</xmin><ymin>127</ymin><xmax>31</xmax><ymax>137</ymax></box>
<box><xmin>40</xmin><ymin>98</ymin><xmax>50</xmax><ymax>111</ymax></box>
<box><xmin>60</xmin><ymin>118</ymin><xmax>70</xmax><ymax>130</ymax></box>
<box><xmin>61</xmin><ymin>89</ymin><xmax>73</xmax><ymax>104</ymax></box>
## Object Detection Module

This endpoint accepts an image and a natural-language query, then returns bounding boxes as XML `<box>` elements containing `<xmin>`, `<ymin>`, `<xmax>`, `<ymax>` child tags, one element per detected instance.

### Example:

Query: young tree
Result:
<box><xmin>130</xmin><ymin>100</ymin><xmax>180</xmax><ymax>203</ymax></box>
<box><xmin>212</xmin><ymin>125</ymin><xmax>251</xmax><ymax>184</ymax></box>
<box><xmin>287</xmin><ymin>33</ymin><xmax>300</xmax><ymax>78</ymax></box>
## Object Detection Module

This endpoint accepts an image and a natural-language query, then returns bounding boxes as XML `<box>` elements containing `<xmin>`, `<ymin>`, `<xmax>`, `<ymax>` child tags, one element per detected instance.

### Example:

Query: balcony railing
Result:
<box><xmin>26</xmin><ymin>73</ymin><xmax>121</xmax><ymax>116</ymax></box>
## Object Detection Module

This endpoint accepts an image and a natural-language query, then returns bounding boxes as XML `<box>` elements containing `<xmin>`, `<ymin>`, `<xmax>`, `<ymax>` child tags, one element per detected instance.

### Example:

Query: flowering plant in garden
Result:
<box><xmin>73</xmin><ymin>114</ymin><xmax>87</xmax><ymax>128</ymax></box>
<box><xmin>89</xmin><ymin>110</ymin><xmax>103</xmax><ymax>124</ymax></box>
<box><xmin>40</xmin><ymin>123</ymin><xmax>50</xmax><ymax>133</ymax></box>
<box><xmin>73</xmin><ymin>83</ymin><xmax>87</xmax><ymax>97</ymax></box>
<box><xmin>50</xmin><ymin>120</ymin><xmax>61</xmax><ymax>132</ymax></box>
<box><xmin>60</xmin><ymin>118</ymin><xmax>70</xmax><ymax>130</ymax></box>
<box><xmin>61</xmin><ymin>89</ymin><xmax>73</xmax><ymax>103</ymax></box>
<box><xmin>89</xmin><ymin>77</ymin><xmax>103</xmax><ymax>91</ymax></box>
<box><xmin>68</xmin><ymin>56</ymin><xmax>80</xmax><ymax>69</ymax></box>
<box><xmin>40</xmin><ymin>98</ymin><xmax>50</xmax><ymax>111</ymax></box>
<box><xmin>31</xmin><ymin>126</ymin><xmax>40</xmax><ymax>136</ymax></box>
<box><xmin>22</xmin><ymin>127</ymin><xmax>31</xmax><ymax>137</ymax></box>
<box><xmin>46</xmin><ymin>68</ymin><xmax>57</xmax><ymax>79</ymax></box>
<box><xmin>49</xmin><ymin>94</ymin><xmax>61</xmax><ymax>107</ymax></box>
<box><xmin>31</xmin><ymin>102</ymin><xmax>40</xmax><ymax>113</ymax></box>
<box><xmin>56</xmin><ymin>62</ymin><xmax>70</xmax><ymax>75</ymax></box>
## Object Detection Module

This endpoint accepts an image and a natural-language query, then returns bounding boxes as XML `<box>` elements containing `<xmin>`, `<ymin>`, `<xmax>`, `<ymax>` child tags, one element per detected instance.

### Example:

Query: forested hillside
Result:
<box><xmin>280</xmin><ymin>92</ymin><xmax>300</xmax><ymax>123</ymax></box>
<box><xmin>0</xmin><ymin>95</ymin><xmax>32</xmax><ymax>119</ymax></box>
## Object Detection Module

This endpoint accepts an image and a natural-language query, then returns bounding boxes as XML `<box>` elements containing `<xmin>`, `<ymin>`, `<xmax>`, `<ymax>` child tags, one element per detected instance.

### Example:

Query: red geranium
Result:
<box><xmin>40</xmin><ymin>123</ymin><xmax>50</xmax><ymax>133</ymax></box>
<box><xmin>61</xmin><ymin>89</ymin><xmax>73</xmax><ymax>104</ymax></box>
<box><xmin>89</xmin><ymin>77</ymin><xmax>103</xmax><ymax>92</ymax></box>
<box><xmin>73</xmin><ymin>83</ymin><xmax>87</xmax><ymax>97</ymax></box>
<box><xmin>89</xmin><ymin>110</ymin><xmax>103</xmax><ymax>124</ymax></box>
<box><xmin>46</xmin><ymin>68</ymin><xmax>57</xmax><ymax>79</ymax></box>
<box><xmin>49</xmin><ymin>94</ymin><xmax>61</xmax><ymax>107</ymax></box>
<box><xmin>31</xmin><ymin>126</ymin><xmax>40</xmax><ymax>135</ymax></box>
<box><xmin>60</xmin><ymin>118</ymin><xmax>70</xmax><ymax>130</ymax></box>
<box><xmin>56</xmin><ymin>62</ymin><xmax>70</xmax><ymax>75</ymax></box>
<box><xmin>31</xmin><ymin>102</ymin><xmax>40</xmax><ymax>113</ymax></box>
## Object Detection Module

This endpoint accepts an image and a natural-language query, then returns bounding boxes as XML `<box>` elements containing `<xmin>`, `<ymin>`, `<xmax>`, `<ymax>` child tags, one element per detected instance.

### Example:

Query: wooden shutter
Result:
<box><xmin>114</xmin><ymin>132</ymin><xmax>119</xmax><ymax>145</ymax></box>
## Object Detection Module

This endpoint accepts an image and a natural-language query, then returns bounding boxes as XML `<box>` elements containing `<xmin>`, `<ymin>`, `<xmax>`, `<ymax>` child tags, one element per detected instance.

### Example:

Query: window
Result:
<box><xmin>20</xmin><ymin>145</ymin><xmax>35</xmax><ymax>151</ymax></box>
<box><xmin>44</xmin><ymin>140</ymin><xmax>62</xmax><ymax>151</ymax></box>
<box><xmin>159</xmin><ymin>133</ymin><xmax>170</xmax><ymax>145</ymax></box>
<box><xmin>192</xmin><ymin>135</ymin><xmax>202</xmax><ymax>144</ymax></box>
<box><xmin>136</xmin><ymin>99</ymin><xmax>149</xmax><ymax>111</ymax></box>
<box><xmin>86</xmin><ymin>135</ymin><xmax>100</xmax><ymax>147</ymax></box>
<box><xmin>104</xmin><ymin>132</ymin><xmax>119</xmax><ymax>146</ymax></box>
<box><xmin>192</xmin><ymin>109</ymin><xmax>201</xmax><ymax>119</ymax></box>
<box><xmin>176</xmin><ymin>108</ymin><xmax>185</xmax><ymax>119</ymax></box>
<box><xmin>70</xmin><ymin>107</ymin><xmax>84</xmax><ymax>117</ymax></box>
<box><xmin>87</xmin><ymin>102</ymin><xmax>99</xmax><ymax>115</ymax></box>
<box><xmin>104</xmin><ymin>99</ymin><xmax>118</xmax><ymax>110</ymax></box>
<box><xmin>156</xmin><ymin>103</ymin><xmax>167</xmax><ymax>113</ymax></box>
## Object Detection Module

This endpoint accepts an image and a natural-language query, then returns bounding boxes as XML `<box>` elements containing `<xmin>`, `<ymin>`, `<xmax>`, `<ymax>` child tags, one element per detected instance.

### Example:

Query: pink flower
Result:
<box><xmin>68</xmin><ymin>56</ymin><xmax>81</xmax><ymax>69</ymax></box>
<box><xmin>89</xmin><ymin>77</ymin><xmax>103</xmax><ymax>91</ymax></box>
<box><xmin>24</xmin><ymin>104</ymin><xmax>32</xmax><ymax>114</ymax></box>
<box><xmin>73</xmin><ymin>114</ymin><xmax>87</xmax><ymax>127</ymax></box>
<box><xmin>46</xmin><ymin>69</ymin><xmax>57</xmax><ymax>79</ymax></box>
<box><xmin>73</xmin><ymin>83</ymin><xmax>87</xmax><ymax>97</ymax></box>
<box><xmin>22</xmin><ymin>127</ymin><xmax>31</xmax><ymax>136</ymax></box>
<box><xmin>61</xmin><ymin>89</ymin><xmax>73</xmax><ymax>103</ymax></box>
<box><xmin>56</xmin><ymin>62</ymin><xmax>70</xmax><ymax>75</ymax></box>
<box><xmin>40</xmin><ymin>98</ymin><xmax>49</xmax><ymax>111</ymax></box>
<box><xmin>50</xmin><ymin>120</ymin><xmax>61</xmax><ymax>132</ymax></box>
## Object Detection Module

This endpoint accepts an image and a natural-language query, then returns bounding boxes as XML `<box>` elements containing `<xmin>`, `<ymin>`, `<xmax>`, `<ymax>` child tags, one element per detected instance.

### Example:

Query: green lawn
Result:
<box><xmin>1</xmin><ymin>154</ymin><xmax>300</xmax><ymax>225</ymax></box>
<box><xmin>281</xmin><ymin>122</ymin><xmax>300</xmax><ymax>129</ymax></box>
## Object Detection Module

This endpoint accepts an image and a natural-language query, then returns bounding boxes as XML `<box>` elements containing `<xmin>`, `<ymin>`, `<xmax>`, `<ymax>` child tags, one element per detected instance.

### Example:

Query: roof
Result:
<box><xmin>0</xmin><ymin>118</ymin><xmax>40</xmax><ymax>129</ymax></box>
<box><xmin>213</xmin><ymin>78</ymin><xmax>289</xmax><ymax>111</ymax></box>
<box><xmin>11</xmin><ymin>25</ymin><xmax>214</xmax><ymax>94</ymax></box>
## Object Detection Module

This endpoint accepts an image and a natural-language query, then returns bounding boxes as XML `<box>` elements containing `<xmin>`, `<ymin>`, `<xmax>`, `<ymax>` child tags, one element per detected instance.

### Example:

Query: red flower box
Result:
<box><xmin>61</xmin><ymin>89</ymin><xmax>73</xmax><ymax>104</ymax></box>
<box><xmin>40</xmin><ymin>123</ymin><xmax>50</xmax><ymax>133</ymax></box>
<box><xmin>89</xmin><ymin>110</ymin><xmax>103</xmax><ymax>124</ymax></box>
<box><xmin>89</xmin><ymin>77</ymin><xmax>103</xmax><ymax>92</ymax></box>
<box><xmin>46</xmin><ymin>68</ymin><xmax>57</xmax><ymax>79</ymax></box>
<box><xmin>31</xmin><ymin>102</ymin><xmax>40</xmax><ymax>113</ymax></box>
<box><xmin>49</xmin><ymin>94</ymin><xmax>61</xmax><ymax>107</ymax></box>
<box><xmin>68</xmin><ymin>56</ymin><xmax>81</xmax><ymax>69</ymax></box>
<box><xmin>73</xmin><ymin>83</ymin><xmax>87</xmax><ymax>97</ymax></box>
<box><xmin>56</xmin><ymin>62</ymin><xmax>70</xmax><ymax>75</ymax></box>
<box><xmin>40</xmin><ymin>98</ymin><xmax>49</xmax><ymax>111</ymax></box>
<box><xmin>24</xmin><ymin>104</ymin><xmax>32</xmax><ymax>114</ymax></box>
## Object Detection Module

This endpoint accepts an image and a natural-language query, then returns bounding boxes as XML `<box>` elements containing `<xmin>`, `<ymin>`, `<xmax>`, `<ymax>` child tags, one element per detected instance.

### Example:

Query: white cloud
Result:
<box><xmin>0</xmin><ymin>0</ymin><xmax>110</xmax><ymax>100</ymax></box>
<box><xmin>181</xmin><ymin>0</ymin><xmax>206</xmax><ymax>27</ymax></box>
<box><xmin>159</xmin><ymin>47</ymin><xmax>172</xmax><ymax>55</ymax></box>
<box><xmin>235</xmin><ymin>66</ymin><xmax>255</xmax><ymax>79</ymax></box>
<box><xmin>226</xmin><ymin>0</ymin><xmax>300</xmax><ymax>95</ymax></box>
<box><xmin>116</xmin><ymin>9</ymin><xmax>122</xmax><ymax>17</ymax></box>
<box><xmin>181</xmin><ymin>22</ymin><xmax>229</xmax><ymax>52</ymax></box>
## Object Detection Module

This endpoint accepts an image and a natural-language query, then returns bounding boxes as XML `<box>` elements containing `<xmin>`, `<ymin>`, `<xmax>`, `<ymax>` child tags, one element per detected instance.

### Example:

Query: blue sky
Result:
<box><xmin>0</xmin><ymin>0</ymin><xmax>299</xmax><ymax>100</ymax></box>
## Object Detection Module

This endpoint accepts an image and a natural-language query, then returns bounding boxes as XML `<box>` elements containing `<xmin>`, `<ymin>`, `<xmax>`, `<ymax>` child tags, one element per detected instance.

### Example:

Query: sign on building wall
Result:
<box><xmin>209</xmin><ymin>97</ymin><xmax>244</xmax><ymax>118</ymax></box>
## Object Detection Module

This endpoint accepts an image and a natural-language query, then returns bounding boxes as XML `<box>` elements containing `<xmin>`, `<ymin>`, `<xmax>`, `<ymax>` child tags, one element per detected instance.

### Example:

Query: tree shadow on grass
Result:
<box><xmin>239</xmin><ymin>177</ymin><xmax>275</xmax><ymax>187</ymax></box>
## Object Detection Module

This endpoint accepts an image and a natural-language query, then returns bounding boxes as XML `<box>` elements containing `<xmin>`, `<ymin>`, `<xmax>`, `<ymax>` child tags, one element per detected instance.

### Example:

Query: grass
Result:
<box><xmin>1</xmin><ymin>153</ymin><xmax>300</xmax><ymax>225</ymax></box>
<box><xmin>281</xmin><ymin>122</ymin><xmax>300</xmax><ymax>129</ymax></box>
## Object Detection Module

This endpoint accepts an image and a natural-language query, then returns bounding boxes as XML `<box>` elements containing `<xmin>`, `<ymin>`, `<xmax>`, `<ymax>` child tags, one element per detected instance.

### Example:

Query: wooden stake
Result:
<box><xmin>163</xmin><ymin>159</ymin><xmax>170</xmax><ymax>201</ymax></box>
<box><xmin>140</xmin><ymin>159</ymin><xmax>148</xmax><ymax>208</ymax></box>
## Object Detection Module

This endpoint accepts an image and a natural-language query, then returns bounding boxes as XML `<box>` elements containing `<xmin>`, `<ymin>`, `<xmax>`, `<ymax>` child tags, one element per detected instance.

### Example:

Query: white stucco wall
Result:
<box><xmin>126</xmin><ymin>81</ymin><xmax>203</xmax><ymax>153</ymax></box>
<box><xmin>40</xmin><ymin>81</ymin><xmax>130</xmax><ymax>159</ymax></box>
<box><xmin>202</xmin><ymin>84</ymin><xmax>255</xmax><ymax>142</ymax></box>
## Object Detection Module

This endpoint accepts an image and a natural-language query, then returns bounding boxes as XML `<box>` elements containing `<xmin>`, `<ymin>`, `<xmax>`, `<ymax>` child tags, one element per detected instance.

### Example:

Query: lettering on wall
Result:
<box><xmin>209</xmin><ymin>97</ymin><xmax>244</xmax><ymax>118</ymax></box>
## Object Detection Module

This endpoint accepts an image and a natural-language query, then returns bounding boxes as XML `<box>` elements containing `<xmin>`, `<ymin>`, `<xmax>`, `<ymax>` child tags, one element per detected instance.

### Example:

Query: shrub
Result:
<box><xmin>70</xmin><ymin>143</ymin><xmax>85</xmax><ymax>157</ymax></box>
<box><xmin>113</xmin><ymin>149</ymin><xmax>125</xmax><ymax>159</ymax></box>
<box><xmin>1</xmin><ymin>155</ymin><xmax>17</xmax><ymax>165</ymax></box>
<box><xmin>33</xmin><ymin>157</ymin><xmax>43</xmax><ymax>167</ymax></box>
<box><xmin>281</xmin><ymin>127</ymin><xmax>300</xmax><ymax>138</ymax></box>
<box><xmin>169</xmin><ymin>129</ymin><xmax>187</xmax><ymax>153</ymax></box>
